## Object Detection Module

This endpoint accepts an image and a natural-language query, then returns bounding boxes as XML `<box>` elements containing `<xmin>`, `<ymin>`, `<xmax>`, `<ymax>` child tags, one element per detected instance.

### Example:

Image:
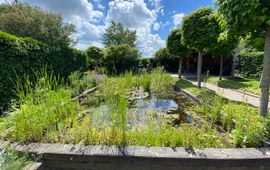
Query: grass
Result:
<box><xmin>206</xmin><ymin>76</ymin><xmax>261</xmax><ymax>96</ymax></box>
<box><xmin>176</xmin><ymin>79</ymin><xmax>268</xmax><ymax>147</ymax></box>
<box><xmin>0</xmin><ymin>69</ymin><xmax>269</xmax><ymax>148</ymax></box>
<box><xmin>0</xmin><ymin>147</ymin><xmax>36</xmax><ymax>170</ymax></box>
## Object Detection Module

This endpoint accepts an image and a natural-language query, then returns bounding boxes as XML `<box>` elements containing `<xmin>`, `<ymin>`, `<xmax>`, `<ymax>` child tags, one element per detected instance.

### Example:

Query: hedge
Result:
<box><xmin>236</xmin><ymin>52</ymin><xmax>264</xmax><ymax>77</ymax></box>
<box><xmin>0</xmin><ymin>31</ymin><xmax>87</xmax><ymax>107</ymax></box>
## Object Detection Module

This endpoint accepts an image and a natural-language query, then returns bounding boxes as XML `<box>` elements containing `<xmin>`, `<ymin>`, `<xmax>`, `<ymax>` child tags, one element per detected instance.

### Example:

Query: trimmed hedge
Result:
<box><xmin>236</xmin><ymin>52</ymin><xmax>264</xmax><ymax>77</ymax></box>
<box><xmin>0</xmin><ymin>31</ymin><xmax>87</xmax><ymax>107</ymax></box>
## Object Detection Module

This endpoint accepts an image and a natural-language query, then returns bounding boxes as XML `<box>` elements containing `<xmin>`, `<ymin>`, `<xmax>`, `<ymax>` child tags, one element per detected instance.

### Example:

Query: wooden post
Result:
<box><xmin>197</xmin><ymin>51</ymin><xmax>203</xmax><ymax>88</ymax></box>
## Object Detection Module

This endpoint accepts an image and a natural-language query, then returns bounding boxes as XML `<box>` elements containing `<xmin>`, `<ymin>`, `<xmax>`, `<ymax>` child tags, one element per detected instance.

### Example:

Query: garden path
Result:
<box><xmin>171</xmin><ymin>74</ymin><xmax>270</xmax><ymax>109</ymax></box>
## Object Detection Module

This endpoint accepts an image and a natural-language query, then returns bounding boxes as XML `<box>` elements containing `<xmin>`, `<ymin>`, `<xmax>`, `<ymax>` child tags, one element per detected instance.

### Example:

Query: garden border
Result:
<box><xmin>0</xmin><ymin>141</ymin><xmax>270</xmax><ymax>170</ymax></box>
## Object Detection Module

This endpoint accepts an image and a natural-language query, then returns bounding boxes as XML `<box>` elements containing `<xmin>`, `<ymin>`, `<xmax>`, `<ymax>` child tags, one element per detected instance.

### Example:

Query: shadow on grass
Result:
<box><xmin>217</xmin><ymin>76</ymin><xmax>251</xmax><ymax>90</ymax></box>
<box><xmin>175</xmin><ymin>79</ymin><xmax>258</xmax><ymax>108</ymax></box>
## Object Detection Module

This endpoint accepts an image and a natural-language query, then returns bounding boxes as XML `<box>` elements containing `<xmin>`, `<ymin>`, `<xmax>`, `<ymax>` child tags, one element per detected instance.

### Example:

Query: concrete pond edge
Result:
<box><xmin>1</xmin><ymin>140</ymin><xmax>270</xmax><ymax>169</ymax></box>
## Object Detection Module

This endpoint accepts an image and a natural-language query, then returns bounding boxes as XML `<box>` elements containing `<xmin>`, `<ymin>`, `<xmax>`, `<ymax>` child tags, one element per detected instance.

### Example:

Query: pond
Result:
<box><xmin>87</xmin><ymin>85</ymin><xmax>195</xmax><ymax>130</ymax></box>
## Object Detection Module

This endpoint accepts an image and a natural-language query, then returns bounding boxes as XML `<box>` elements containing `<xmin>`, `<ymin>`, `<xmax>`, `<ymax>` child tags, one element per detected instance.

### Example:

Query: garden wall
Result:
<box><xmin>1</xmin><ymin>141</ymin><xmax>270</xmax><ymax>170</ymax></box>
<box><xmin>0</xmin><ymin>31</ymin><xmax>87</xmax><ymax>107</ymax></box>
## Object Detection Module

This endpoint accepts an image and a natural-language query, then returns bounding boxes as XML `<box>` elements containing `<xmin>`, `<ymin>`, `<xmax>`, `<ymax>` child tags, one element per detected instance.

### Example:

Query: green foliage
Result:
<box><xmin>102</xmin><ymin>21</ymin><xmax>137</xmax><ymax>47</ymax></box>
<box><xmin>166</xmin><ymin>29</ymin><xmax>190</xmax><ymax>57</ymax></box>
<box><xmin>86</xmin><ymin>46</ymin><xmax>104</xmax><ymax>67</ymax></box>
<box><xmin>175</xmin><ymin>78</ymin><xmax>268</xmax><ymax>148</ymax></box>
<box><xmin>217</xmin><ymin>0</ymin><xmax>270</xmax><ymax>35</ymax></box>
<box><xmin>0</xmin><ymin>31</ymin><xmax>87</xmax><ymax>108</ymax></box>
<box><xmin>182</xmin><ymin>7</ymin><xmax>221</xmax><ymax>51</ymax></box>
<box><xmin>104</xmin><ymin>44</ymin><xmax>141</xmax><ymax>74</ymax></box>
<box><xmin>137</xmin><ymin>58</ymin><xmax>156</xmax><ymax>73</ymax></box>
<box><xmin>243</xmin><ymin>30</ymin><xmax>265</xmax><ymax>51</ymax></box>
<box><xmin>207</xmin><ymin>76</ymin><xmax>262</xmax><ymax>96</ymax></box>
<box><xmin>236</xmin><ymin>52</ymin><xmax>264</xmax><ymax>77</ymax></box>
<box><xmin>0</xmin><ymin>3</ymin><xmax>75</xmax><ymax>46</ymax></box>
<box><xmin>68</xmin><ymin>71</ymin><xmax>98</xmax><ymax>97</ymax></box>
<box><xmin>1</xmin><ymin>70</ymin><xmax>268</xmax><ymax>148</ymax></box>
<box><xmin>0</xmin><ymin>147</ymin><xmax>33</xmax><ymax>170</ymax></box>
<box><xmin>2</xmin><ymin>71</ymin><xmax>79</xmax><ymax>142</ymax></box>
<box><xmin>210</xmin><ymin>16</ymin><xmax>239</xmax><ymax>56</ymax></box>
<box><xmin>154</xmin><ymin>48</ymin><xmax>178</xmax><ymax>72</ymax></box>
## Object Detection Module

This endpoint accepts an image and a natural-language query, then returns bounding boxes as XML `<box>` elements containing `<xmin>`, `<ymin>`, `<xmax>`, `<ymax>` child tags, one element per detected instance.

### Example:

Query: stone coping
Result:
<box><xmin>1</xmin><ymin>141</ymin><xmax>270</xmax><ymax>160</ymax></box>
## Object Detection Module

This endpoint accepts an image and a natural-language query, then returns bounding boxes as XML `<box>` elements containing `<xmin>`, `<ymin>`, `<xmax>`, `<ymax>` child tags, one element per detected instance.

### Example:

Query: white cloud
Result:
<box><xmin>106</xmin><ymin>0</ymin><xmax>165</xmax><ymax>56</ymax></box>
<box><xmin>8</xmin><ymin>0</ymin><xmax>105</xmax><ymax>50</ymax></box>
<box><xmin>153</xmin><ymin>22</ymin><xmax>160</xmax><ymax>31</ymax></box>
<box><xmin>172</xmin><ymin>12</ymin><xmax>184</xmax><ymax>27</ymax></box>
<box><xmin>0</xmin><ymin>0</ymin><xmax>166</xmax><ymax>55</ymax></box>
<box><xmin>23</xmin><ymin>0</ymin><xmax>103</xmax><ymax>21</ymax></box>
<box><xmin>0</xmin><ymin>0</ymin><xmax>12</xmax><ymax>3</ymax></box>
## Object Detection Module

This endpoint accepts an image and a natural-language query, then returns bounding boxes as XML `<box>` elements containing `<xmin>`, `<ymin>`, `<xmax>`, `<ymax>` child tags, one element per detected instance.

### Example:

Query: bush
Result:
<box><xmin>137</xmin><ymin>58</ymin><xmax>156</xmax><ymax>73</ymax></box>
<box><xmin>104</xmin><ymin>44</ymin><xmax>141</xmax><ymax>74</ymax></box>
<box><xmin>236</xmin><ymin>52</ymin><xmax>263</xmax><ymax>77</ymax></box>
<box><xmin>154</xmin><ymin>48</ymin><xmax>179</xmax><ymax>72</ymax></box>
<box><xmin>0</xmin><ymin>31</ymin><xmax>87</xmax><ymax>108</ymax></box>
<box><xmin>86</xmin><ymin>46</ymin><xmax>104</xmax><ymax>69</ymax></box>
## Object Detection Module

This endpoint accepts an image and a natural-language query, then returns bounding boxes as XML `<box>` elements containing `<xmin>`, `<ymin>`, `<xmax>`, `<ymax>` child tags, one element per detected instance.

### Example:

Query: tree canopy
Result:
<box><xmin>216</xmin><ymin>0</ymin><xmax>270</xmax><ymax>35</ymax></box>
<box><xmin>182</xmin><ymin>7</ymin><xmax>221</xmax><ymax>52</ymax></box>
<box><xmin>0</xmin><ymin>3</ymin><xmax>76</xmax><ymax>46</ymax></box>
<box><xmin>166</xmin><ymin>29</ymin><xmax>190</xmax><ymax>57</ymax></box>
<box><xmin>217</xmin><ymin>0</ymin><xmax>270</xmax><ymax>116</ymax></box>
<box><xmin>102</xmin><ymin>21</ymin><xmax>137</xmax><ymax>47</ymax></box>
<box><xmin>86</xmin><ymin>46</ymin><xmax>104</xmax><ymax>67</ymax></box>
<box><xmin>154</xmin><ymin>48</ymin><xmax>172</xmax><ymax>60</ymax></box>
<box><xmin>211</xmin><ymin>17</ymin><xmax>238</xmax><ymax>56</ymax></box>
<box><xmin>104</xmin><ymin>44</ymin><xmax>141</xmax><ymax>74</ymax></box>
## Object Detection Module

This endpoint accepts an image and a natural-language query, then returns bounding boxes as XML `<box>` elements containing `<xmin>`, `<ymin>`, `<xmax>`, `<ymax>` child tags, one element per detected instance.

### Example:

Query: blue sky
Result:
<box><xmin>0</xmin><ymin>0</ymin><xmax>215</xmax><ymax>56</ymax></box>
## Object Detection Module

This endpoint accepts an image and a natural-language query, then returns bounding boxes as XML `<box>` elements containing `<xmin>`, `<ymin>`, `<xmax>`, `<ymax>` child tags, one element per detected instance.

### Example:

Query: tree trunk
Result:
<box><xmin>197</xmin><ymin>51</ymin><xmax>203</xmax><ymax>88</ymax></box>
<box><xmin>219</xmin><ymin>55</ymin><xmax>224</xmax><ymax>80</ymax></box>
<box><xmin>260</xmin><ymin>25</ymin><xmax>270</xmax><ymax>116</ymax></box>
<box><xmin>231</xmin><ymin>48</ymin><xmax>239</xmax><ymax>76</ymax></box>
<box><xmin>178</xmin><ymin>58</ymin><xmax>182</xmax><ymax>78</ymax></box>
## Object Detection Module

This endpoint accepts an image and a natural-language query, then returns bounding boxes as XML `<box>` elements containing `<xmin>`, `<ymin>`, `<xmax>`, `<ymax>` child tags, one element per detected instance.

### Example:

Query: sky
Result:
<box><xmin>0</xmin><ymin>0</ymin><xmax>215</xmax><ymax>56</ymax></box>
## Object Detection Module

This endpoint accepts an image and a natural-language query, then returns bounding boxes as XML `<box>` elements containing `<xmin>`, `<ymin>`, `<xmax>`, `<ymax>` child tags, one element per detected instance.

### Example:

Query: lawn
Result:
<box><xmin>206</xmin><ymin>76</ymin><xmax>261</xmax><ymax>96</ymax></box>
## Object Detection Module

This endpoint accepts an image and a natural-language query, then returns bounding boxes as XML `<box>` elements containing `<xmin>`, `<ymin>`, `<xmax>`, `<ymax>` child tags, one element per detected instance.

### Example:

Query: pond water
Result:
<box><xmin>90</xmin><ymin>90</ymin><xmax>194</xmax><ymax>127</ymax></box>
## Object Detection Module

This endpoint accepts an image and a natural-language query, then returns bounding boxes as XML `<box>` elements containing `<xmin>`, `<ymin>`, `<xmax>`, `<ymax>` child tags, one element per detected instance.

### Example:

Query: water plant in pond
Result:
<box><xmin>0</xmin><ymin>69</ymin><xmax>268</xmax><ymax>148</ymax></box>
<box><xmin>176</xmin><ymin>79</ymin><xmax>268</xmax><ymax>148</ymax></box>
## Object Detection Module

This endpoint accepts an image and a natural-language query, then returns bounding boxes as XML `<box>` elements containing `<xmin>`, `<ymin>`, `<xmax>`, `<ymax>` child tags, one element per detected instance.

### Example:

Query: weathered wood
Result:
<box><xmin>71</xmin><ymin>86</ymin><xmax>98</xmax><ymax>101</ymax></box>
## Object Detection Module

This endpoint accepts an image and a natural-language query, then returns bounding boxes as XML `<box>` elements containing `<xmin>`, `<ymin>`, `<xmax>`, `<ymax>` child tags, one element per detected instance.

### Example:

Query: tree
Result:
<box><xmin>182</xmin><ymin>7</ymin><xmax>221</xmax><ymax>88</ymax></box>
<box><xmin>166</xmin><ymin>29</ymin><xmax>190</xmax><ymax>78</ymax></box>
<box><xmin>154</xmin><ymin>48</ymin><xmax>179</xmax><ymax>72</ymax></box>
<box><xmin>86</xmin><ymin>46</ymin><xmax>104</xmax><ymax>68</ymax></box>
<box><xmin>102</xmin><ymin>21</ymin><xmax>136</xmax><ymax>47</ymax></box>
<box><xmin>213</xmin><ymin>32</ymin><xmax>238</xmax><ymax>80</ymax></box>
<box><xmin>0</xmin><ymin>3</ymin><xmax>75</xmax><ymax>46</ymax></box>
<box><xmin>104</xmin><ymin>44</ymin><xmax>141</xmax><ymax>74</ymax></box>
<box><xmin>243</xmin><ymin>30</ymin><xmax>265</xmax><ymax>51</ymax></box>
<box><xmin>217</xmin><ymin>0</ymin><xmax>270</xmax><ymax>116</ymax></box>
<box><xmin>210</xmin><ymin>17</ymin><xmax>239</xmax><ymax>80</ymax></box>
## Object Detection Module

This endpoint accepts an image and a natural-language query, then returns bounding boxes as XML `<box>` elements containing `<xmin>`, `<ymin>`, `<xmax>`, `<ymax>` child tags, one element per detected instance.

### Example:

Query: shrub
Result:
<box><xmin>154</xmin><ymin>48</ymin><xmax>179</xmax><ymax>73</ymax></box>
<box><xmin>0</xmin><ymin>31</ymin><xmax>87</xmax><ymax>108</ymax></box>
<box><xmin>104</xmin><ymin>44</ymin><xmax>141</xmax><ymax>74</ymax></box>
<box><xmin>236</xmin><ymin>52</ymin><xmax>264</xmax><ymax>77</ymax></box>
<box><xmin>86</xmin><ymin>46</ymin><xmax>104</xmax><ymax>69</ymax></box>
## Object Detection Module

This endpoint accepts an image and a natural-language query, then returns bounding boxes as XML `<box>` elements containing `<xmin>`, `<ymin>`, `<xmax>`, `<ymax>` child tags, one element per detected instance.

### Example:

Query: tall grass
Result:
<box><xmin>177</xmin><ymin>79</ymin><xmax>268</xmax><ymax>148</ymax></box>
<box><xmin>3</xmin><ymin>70</ymin><xmax>79</xmax><ymax>142</ymax></box>
<box><xmin>1</xmin><ymin>69</ymin><xmax>267</xmax><ymax>148</ymax></box>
